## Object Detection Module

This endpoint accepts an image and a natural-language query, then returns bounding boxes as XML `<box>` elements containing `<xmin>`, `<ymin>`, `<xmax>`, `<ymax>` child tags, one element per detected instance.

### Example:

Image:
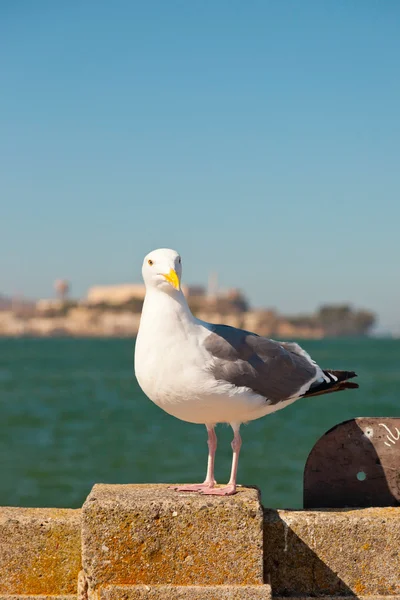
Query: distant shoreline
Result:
<box><xmin>0</xmin><ymin>301</ymin><xmax>376</xmax><ymax>339</ymax></box>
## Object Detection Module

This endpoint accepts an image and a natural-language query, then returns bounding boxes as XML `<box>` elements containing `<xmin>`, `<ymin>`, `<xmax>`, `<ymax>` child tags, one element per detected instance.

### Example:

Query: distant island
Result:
<box><xmin>0</xmin><ymin>282</ymin><xmax>376</xmax><ymax>338</ymax></box>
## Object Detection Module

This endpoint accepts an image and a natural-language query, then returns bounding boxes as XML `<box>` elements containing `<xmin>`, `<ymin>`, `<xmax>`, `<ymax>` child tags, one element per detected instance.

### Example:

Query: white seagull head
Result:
<box><xmin>142</xmin><ymin>248</ymin><xmax>182</xmax><ymax>293</ymax></box>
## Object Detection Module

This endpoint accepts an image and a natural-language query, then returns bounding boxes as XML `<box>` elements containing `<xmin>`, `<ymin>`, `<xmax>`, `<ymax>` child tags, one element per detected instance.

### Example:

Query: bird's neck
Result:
<box><xmin>140</xmin><ymin>287</ymin><xmax>196</xmax><ymax>337</ymax></box>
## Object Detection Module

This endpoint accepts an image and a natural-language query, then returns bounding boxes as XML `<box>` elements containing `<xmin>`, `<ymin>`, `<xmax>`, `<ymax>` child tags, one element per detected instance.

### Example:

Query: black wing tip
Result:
<box><xmin>325</xmin><ymin>369</ymin><xmax>358</xmax><ymax>381</ymax></box>
<box><xmin>302</xmin><ymin>369</ymin><xmax>359</xmax><ymax>399</ymax></box>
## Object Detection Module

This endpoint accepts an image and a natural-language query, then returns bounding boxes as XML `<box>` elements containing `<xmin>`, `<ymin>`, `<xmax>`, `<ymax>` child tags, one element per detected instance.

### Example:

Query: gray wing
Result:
<box><xmin>203</xmin><ymin>323</ymin><xmax>317</xmax><ymax>404</ymax></box>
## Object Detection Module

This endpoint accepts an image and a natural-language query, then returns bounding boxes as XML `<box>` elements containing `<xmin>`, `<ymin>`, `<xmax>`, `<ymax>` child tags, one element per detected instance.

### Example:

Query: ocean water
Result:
<box><xmin>0</xmin><ymin>337</ymin><xmax>399</xmax><ymax>509</ymax></box>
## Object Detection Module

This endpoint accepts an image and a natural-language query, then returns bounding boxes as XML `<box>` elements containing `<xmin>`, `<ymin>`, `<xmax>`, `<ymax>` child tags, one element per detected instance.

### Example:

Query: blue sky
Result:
<box><xmin>1</xmin><ymin>1</ymin><xmax>399</xmax><ymax>330</ymax></box>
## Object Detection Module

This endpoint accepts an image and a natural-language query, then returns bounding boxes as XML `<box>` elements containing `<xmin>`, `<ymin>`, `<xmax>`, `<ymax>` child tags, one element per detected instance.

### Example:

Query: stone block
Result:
<box><xmin>99</xmin><ymin>585</ymin><xmax>271</xmax><ymax>599</ymax></box>
<box><xmin>264</xmin><ymin>507</ymin><xmax>400</xmax><ymax>596</ymax></box>
<box><xmin>0</xmin><ymin>507</ymin><xmax>81</xmax><ymax>595</ymax></box>
<box><xmin>0</xmin><ymin>597</ymin><xmax>76</xmax><ymax>600</ymax></box>
<box><xmin>82</xmin><ymin>484</ymin><xmax>263</xmax><ymax>595</ymax></box>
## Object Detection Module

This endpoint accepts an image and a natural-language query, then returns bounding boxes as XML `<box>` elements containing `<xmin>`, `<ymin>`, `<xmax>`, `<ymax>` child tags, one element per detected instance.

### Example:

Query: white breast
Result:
<box><xmin>134</xmin><ymin>290</ymin><xmax>210</xmax><ymax>405</ymax></box>
<box><xmin>134</xmin><ymin>289</ymin><xmax>272</xmax><ymax>426</ymax></box>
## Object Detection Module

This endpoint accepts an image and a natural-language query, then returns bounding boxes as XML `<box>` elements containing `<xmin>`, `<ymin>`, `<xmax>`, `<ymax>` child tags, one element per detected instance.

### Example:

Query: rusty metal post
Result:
<box><xmin>304</xmin><ymin>417</ymin><xmax>400</xmax><ymax>508</ymax></box>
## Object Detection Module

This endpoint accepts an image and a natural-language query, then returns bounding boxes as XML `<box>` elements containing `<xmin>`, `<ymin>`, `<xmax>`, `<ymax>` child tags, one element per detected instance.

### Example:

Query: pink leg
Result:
<box><xmin>170</xmin><ymin>425</ymin><xmax>217</xmax><ymax>492</ymax></box>
<box><xmin>201</xmin><ymin>426</ymin><xmax>241</xmax><ymax>496</ymax></box>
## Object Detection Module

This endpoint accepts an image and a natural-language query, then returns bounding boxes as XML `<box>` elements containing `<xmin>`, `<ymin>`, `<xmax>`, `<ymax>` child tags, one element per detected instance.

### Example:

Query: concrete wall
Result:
<box><xmin>1</xmin><ymin>485</ymin><xmax>399</xmax><ymax>600</ymax></box>
<box><xmin>0</xmin><ymin>507</ymin><xmax>81</xmax><ymax>598</ymax></box>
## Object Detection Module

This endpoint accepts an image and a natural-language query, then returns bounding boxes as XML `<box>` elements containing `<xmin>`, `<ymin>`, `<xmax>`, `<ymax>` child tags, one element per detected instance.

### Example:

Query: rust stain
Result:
<box><xmin>362</xmin><ymin>542</ymin><xmax>371</xmax><ymax>551</ymax></box>
<box><xmin>354</xmin><ymin>580</ymin><xmax>366</xmax><ymax>595</ymax></box>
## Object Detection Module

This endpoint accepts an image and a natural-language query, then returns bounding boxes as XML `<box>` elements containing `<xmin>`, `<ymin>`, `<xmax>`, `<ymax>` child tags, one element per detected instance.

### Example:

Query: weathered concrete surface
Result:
<box><xmin>264</xmin><ymin>507</ymin><xmax>400</xmax><ymax>596</ymax></box>
<box><xmin>78</xmin><ymin>570</ymin><xmax>88</xmax><ymax>600</ymax></box>
<box><xmin>82</xmin><ymin>484</ymin><xmax>263</xmax><ymax>593</ymax></box>
<box><xmin>0</xmin><ymin>507</ymin><xmax>81</xmax><ymax>595</ymax></box>
<box><xmin>0</xmin><ymin>597</ymin><xmax>76</xmax><ymax>599</ymax></box>
<box><xmin>99</xmin><ymin>585</ymin><xmax>271</xmax><ymax>599</ymax></box>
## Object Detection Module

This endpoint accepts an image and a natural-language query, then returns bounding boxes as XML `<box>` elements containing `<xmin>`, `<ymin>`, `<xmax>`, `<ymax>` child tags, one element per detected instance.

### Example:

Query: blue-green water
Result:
<box><xmin>0</xmin><ymin>338</ymin><xmax>399</xmax><ymax>509</ymax></box>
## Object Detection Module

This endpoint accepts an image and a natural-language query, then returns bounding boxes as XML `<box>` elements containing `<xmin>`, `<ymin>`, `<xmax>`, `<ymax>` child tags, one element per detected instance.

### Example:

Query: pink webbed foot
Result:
<box><xmin>169</xmin><ymin>482</ymin><xmax>216</xmax><ymax>493</ymax></box>
<box><xmin>200</xmin><ymin>484</ymin><xmax>237</xmax><ymax>496</ymax></box>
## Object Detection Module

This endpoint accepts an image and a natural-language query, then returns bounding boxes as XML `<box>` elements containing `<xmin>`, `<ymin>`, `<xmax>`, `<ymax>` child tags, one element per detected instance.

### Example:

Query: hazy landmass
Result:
<box><xmin>0</xmin><ymin>288</ymin><xmax>376</xmax><ymax>339</ymax></box>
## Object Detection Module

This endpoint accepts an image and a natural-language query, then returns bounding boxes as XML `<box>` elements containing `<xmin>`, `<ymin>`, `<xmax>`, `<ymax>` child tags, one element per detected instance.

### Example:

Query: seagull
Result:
<box><xmin>134</xmin><ymin>248</ymin><xmax>358</xmax><ymax>496</ymax></box>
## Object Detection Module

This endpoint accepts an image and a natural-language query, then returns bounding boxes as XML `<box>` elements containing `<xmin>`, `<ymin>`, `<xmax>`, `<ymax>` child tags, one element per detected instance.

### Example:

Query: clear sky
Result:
<box><xmin>1</xmin><ymin>1</ymin><xmax>399</xmax><ymax>330</ymax></box>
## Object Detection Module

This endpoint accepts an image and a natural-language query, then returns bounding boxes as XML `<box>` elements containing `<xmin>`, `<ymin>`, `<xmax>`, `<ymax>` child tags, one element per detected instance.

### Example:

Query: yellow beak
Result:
<box><xmin>163</xmin><ymin>269</ymin><xmax>180</xmax><ymax>290</ymax></box>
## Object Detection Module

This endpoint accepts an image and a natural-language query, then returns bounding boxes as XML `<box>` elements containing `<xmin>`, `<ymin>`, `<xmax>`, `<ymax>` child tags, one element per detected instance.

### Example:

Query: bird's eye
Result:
<box><xmin>148</xmin><ymin>259</ymin><xmax>154</xmax><ymax>266</ymax></box>
<box><xmin>178</xmin><ymin>257</ymin><xmax>181</xmax><ymax>264</ymax></box>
